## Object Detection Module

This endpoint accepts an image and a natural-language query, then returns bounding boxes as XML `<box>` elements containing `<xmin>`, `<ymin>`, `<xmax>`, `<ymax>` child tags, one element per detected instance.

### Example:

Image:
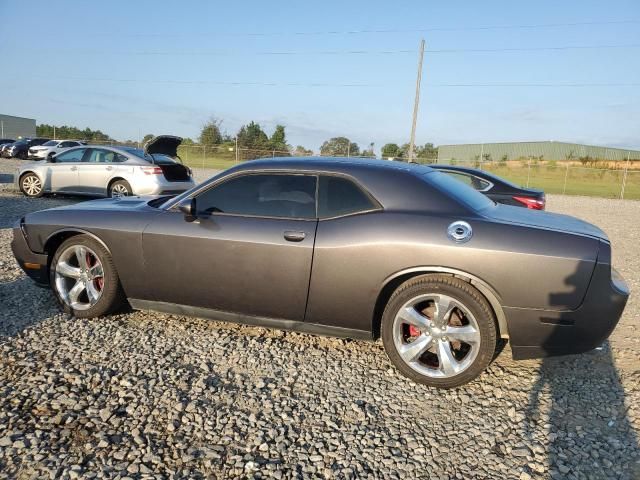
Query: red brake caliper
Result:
<box><xmin>87</xmin><ymin>253</ymin><xmax>104</xmax><ymax>291</ymax></box>
<box><xmin>408</xmin><ymin>325</ymin><xmax>421</xmax><ymax>337</ymax></box>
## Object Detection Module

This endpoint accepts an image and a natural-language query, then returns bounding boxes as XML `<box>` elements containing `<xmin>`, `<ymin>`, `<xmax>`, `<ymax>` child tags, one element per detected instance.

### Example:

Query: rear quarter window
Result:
<box><xmin>422</xmin><ymin>171</ymin><xmax>495</xmax><ymax>212</ymax></box>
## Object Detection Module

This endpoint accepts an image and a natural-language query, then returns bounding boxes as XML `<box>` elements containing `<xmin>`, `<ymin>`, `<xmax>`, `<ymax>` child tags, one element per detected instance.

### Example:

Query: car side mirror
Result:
<box><xmin>177</xmin><ymin>198</ymin><xmax>196</xmax><ymax>220</ymax></box>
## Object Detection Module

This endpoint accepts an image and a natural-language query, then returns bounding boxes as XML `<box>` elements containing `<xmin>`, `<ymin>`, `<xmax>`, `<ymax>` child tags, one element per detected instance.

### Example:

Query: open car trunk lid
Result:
<box><xmin>144</xmin><ymin>135</ymin><xmax>183</xmax><ymax>158</ymax></box>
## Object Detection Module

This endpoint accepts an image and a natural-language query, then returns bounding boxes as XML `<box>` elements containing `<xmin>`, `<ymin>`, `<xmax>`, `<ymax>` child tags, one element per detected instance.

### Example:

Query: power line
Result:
<box><xmin>49</xmin><ymin>43</ymin><xmax>640</xmax><ymax>56</ymax></box>
<box><xmin>31</xmin><ymin>76</ymin><xmax>640</xmax><ymax>88</ymax></box>
<box><xmin>79</xmin><ymin>19</ymin><xmax>640</xmax><ymax>37</ymax></box>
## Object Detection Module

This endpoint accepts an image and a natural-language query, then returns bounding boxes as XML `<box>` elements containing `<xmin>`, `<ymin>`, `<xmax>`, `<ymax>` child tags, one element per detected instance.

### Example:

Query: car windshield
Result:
<box><xmin>121</xmin><ymin>147</ymin><xmax>178</xmax><ymax>165</ymax></box>
<box><xmin>422</xmin><ymin>170</ymin><xmax>495</xmax><ymax>212</ymax></box>
<box><xmin>42</xmin><ymin>140</ymin><xmax>59</xmax><ymax>147</ymax></box>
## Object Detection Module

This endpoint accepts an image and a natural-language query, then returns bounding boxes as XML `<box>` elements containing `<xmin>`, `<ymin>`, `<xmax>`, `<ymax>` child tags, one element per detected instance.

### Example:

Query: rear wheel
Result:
<box><xmin>108</xmin><ymin>179</ymin><xmax>132</xmax><ymax>198</ymax></box>
<box><xmin>381</xmin><ymin>275</ymin><xmax>497</xmax><ymax>388</ymax></box>
<box><xmin>50</xmin><ymin>235</ymin><xmax>125</xmax><ymax>318</ymax></box>
<box><xmin>20</xmin><ymin>173</ymin><xmax>44</xmax><ymax>198</ymax></box>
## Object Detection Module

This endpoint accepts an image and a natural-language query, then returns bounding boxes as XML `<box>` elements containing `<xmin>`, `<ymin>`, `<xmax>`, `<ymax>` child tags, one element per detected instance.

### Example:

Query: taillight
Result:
<box><xmin>513</xmin><ymin>196</ymin><xmax>545</xmax><ymax>210</ymax></box>
<box><xmin>140</xmin><ymin>166</ymin><xmax>163</xmax><ymax>175</ymax></box>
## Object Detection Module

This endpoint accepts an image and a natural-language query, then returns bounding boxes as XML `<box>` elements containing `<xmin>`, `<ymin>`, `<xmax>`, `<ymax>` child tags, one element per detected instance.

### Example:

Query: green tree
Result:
<box><xmin>237</xmin><ymin>121</ymin><xmax>270</xmax><ymax>149</ymax></box>
<box><xmin>142</xmin><ymin>134</ymin><xmax>154</xmax><ymax>145</ymax></box>
<box><xmin>199</xmin><ymin>118</ymin><xmax>223</xmax><ymax>145</ymax></box>
<box><xmin>416</xmin><ymin>143</ymin><xmax>438</xmax><ymax>162</ymax></box>
<box><xmin>292</xmin><ymin>145</ymin><xmax>313</xmax><ymax>156</ymax></box>
<box><xmin>36</xmin><ymin>124</ymin><xmax>113</xmax><ymax>142</ymax></box>
<box><xmin>320</xmin><ymin>137</ymin><xmax>359</xmax><ymax>156</ymax></box>
<box><xmin>381</xmin><ymin>143</ymin><xmax>401</xmax><ymax>158</ymax></box>
<box><xmin>270</xmin><ymin>125</ymin><xmax>288</xmax><ymax>152</ymax></box>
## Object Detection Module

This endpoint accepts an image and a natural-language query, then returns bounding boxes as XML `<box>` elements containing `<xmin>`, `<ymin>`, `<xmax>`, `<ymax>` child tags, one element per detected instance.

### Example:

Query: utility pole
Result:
<box><xmin>407</xmin><ymin>39</ymin><xmax>425</xmax><ymax>163</ymax></box>
<box><xmin>53</xmin><ymin>126</ymin><xmax>56</xmax><ymax>140</ymax></box>
<box><xmin>235</xmin><ymin>136</ymin><xmax>239</xmax><ymax>163</ymax></box>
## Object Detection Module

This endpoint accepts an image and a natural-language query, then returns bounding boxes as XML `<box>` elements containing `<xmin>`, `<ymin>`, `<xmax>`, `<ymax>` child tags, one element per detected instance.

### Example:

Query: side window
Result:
<box><xmin>318</xmin><ymin>176</ymin><xmax>377</xmax><ymax>218</ymax></box>
<box><xmin>87</xmin><ymin>148</ymin><xmax>116</xmax><ymax>163</ymax></box>
<box><xmin>195</xmin><ymin>174</ymin><xmax>317</xmax><ymax>219</ymax></box>
<box><xmin>114</xmin><ymin>153</ymin><xmax>128</xmax><ymax>163</ymax></box>
<box><xmin>60</xmin><ymin>141</ymin><xmax>77</xmax><ymax>148</ymax></box>
<box><xmin>55</xmin><ymin>148</ymin><xmax>87</xmax><ymax>163</ymax></box>
<box><xmin>443</xmin><ymin>171</ymin><xmax>491</xmax><ymax>191</ymax></box>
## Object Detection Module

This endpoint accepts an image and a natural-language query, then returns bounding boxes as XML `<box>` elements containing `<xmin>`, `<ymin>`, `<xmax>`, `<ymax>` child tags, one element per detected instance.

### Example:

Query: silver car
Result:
<box><xmin>16</xmin><ymin>136</ymin><xmax>195</xmax><ymax>198</ymax></box>
<box><xmin>28</xmin><ymin>139</ymin><xmax>86</xmax><ymax>160</ymax></box>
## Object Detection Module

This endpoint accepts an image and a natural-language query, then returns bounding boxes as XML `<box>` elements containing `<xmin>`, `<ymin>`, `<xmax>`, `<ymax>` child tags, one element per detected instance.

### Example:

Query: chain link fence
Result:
<box><xmin>40</xmin><ymin>138</ymin><xmax>640</xmax><ymax>200</ymax></box>
<box><xmin>431</xmin><ymin>143</ymin><xmax>640</xmax><ymax>200</ymax></box>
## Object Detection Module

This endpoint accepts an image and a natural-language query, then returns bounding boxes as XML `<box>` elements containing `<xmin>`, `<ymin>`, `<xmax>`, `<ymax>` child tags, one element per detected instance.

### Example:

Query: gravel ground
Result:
<box><xmin>0</xmin><ymin>159</ymin><xmax>639</xmax><ymax>479</ymax></box>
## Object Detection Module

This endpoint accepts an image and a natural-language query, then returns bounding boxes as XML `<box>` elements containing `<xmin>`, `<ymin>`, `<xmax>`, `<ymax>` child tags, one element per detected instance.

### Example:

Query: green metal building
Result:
<box><xmin>437</xmin><ymin>141</ymin><xmax>640</xmax><ymax>164</ymax></box>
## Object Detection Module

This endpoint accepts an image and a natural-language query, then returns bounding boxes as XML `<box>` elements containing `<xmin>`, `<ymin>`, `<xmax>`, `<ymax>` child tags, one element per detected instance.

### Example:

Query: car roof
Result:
<box><xmin>233</xmin><ymin>156</ymin><xmax>435</xmax><ymax>175</ymax></box>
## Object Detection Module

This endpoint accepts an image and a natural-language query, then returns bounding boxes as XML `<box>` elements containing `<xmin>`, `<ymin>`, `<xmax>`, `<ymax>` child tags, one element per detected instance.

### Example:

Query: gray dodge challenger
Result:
<box><xmin>12</xmin><ymin>157</ymin><xmax>629</xmax><ymax>388</ymax></box>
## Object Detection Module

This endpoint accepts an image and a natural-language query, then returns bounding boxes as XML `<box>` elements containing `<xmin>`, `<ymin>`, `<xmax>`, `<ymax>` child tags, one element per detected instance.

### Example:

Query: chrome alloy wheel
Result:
<box><xmin>54</xmin><ymin>245</ymin><xmax>105</xmax><ymax>310</ymax></box>
<box><xmin>22</xmin><ymin>175</ymin><xmax>42</xmax><ymax>196</ymax></box>
<box><xmin>111</xmin><ymin>184</ymin><xmax>129</xmax><ymax>197</ymax></box>
<box><xmin>392</xmin><ymin>293</ymin><xmax>481</xmax><ymax>378</ymax></box>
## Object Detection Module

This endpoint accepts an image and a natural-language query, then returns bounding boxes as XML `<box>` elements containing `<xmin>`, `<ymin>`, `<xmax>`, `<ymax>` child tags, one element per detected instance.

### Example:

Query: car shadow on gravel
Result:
<box><xmin>525</xmin><ymin>348</ymin><xmax>639</xmax><ymax>478</ymax></box>
<box><xmin>0</xmin><ymin>277</ymin><xmax>58</xmax><ymax>339</ymax></box>
<box><xmin>523</xmin><ymin>265</ymin><xmax>639</xmax><ymax>478</ymax></box>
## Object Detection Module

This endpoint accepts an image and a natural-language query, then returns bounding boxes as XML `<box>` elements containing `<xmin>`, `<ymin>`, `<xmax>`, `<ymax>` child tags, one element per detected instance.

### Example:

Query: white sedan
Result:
<box><xmin>16</xmin><ymin>136</ymin><xmax>195</xmax><ymax>198</ymax></box>
<box><xmin>28</xmin><ymin>140</ymin><xmax>86</xmax><ymax>160</ymax></box>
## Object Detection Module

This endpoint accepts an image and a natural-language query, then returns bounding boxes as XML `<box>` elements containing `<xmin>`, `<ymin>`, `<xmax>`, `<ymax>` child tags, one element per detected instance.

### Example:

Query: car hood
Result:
<box><xmin>144</xmin><ymin>135</ymin><xmax>182</xmax><ymax>157</ymax></box>
<box><xmin>485</xmin><ymin>204</ymin><xmax>608</xmax><ymax>241</ymax></box>
<box><xmin>30</xmin><ymin>145</ymin><xmax>49</xmax><ymax>151</ymax></box>
<box><xmin>46</xmin><ymin>196</ymin><xmax>156</xmax><ymax>212</ymax></box>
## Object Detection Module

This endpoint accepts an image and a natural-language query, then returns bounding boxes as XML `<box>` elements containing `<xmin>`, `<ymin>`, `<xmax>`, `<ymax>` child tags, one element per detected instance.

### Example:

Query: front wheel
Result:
<box><xmin>20</xmin><ymin>173</ymin><xmax>44</xmax><ymax>198</ymax></box>
<box><xmin>50</xmin><ymin>235</ymin><xmax>125</xmax><ymax>318</ymax></box>
<box><xmin>381</xmin><ymin>275</ymin><xmax>497</xmax><ymax>388</ymax></box>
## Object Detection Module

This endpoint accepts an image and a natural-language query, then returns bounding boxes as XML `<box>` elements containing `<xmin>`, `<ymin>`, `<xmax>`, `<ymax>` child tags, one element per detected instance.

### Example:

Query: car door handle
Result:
<box><xmin>284</xmin><ymin>231</ymin><xmax>306</xmax><ymax>242</ymax></box>
<box><xmin>105</xmin><ymin>166</ymin><xmax>113</xmax><ymax>171</ymax></box>
<box><xmin>70</xmin><ymin>166</ymin><xmax>78</xmax><ymax>171</ymax></box>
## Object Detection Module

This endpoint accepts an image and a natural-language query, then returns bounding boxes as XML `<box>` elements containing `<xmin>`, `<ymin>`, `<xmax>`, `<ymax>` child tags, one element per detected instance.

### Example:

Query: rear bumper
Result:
<box><xmin>133</xmin><ymin>178</ymin><xmax>195</xmax><ymax>196</ymax></box>
<box><xmin>508</xmin><ymin>257</ymin><xmax>629</xmax><ymax>360</ymax></box>
<box><xmin>11</xmin><ymin>223</ymin><xmax>49</xmax><ymax>286</ymax></box>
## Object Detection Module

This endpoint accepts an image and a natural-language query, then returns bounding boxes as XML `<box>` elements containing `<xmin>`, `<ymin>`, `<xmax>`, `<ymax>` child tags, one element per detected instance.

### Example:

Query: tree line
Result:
<box><xmin>36</xmin><ymin>119</ymin><xmax>439</xmax><ymax>161</ymax></box>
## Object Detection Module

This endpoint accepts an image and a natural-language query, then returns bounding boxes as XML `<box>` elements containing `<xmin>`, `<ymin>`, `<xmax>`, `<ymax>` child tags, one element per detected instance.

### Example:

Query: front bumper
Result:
<box><xmin>508</xmin><ymin>249</ymin><xmax>629</xmax><ymax>359</ymax></box>
<box><xmin>11</xmin><ymin>223</ymin><xmax>49</xmax><ymax>286</ymax></box>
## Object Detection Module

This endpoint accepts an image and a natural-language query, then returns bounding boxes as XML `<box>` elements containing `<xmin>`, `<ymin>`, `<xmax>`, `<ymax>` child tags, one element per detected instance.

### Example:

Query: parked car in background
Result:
<box><xmin>28</xmin><ymin>139</ymin><xmax>87</xmax><ymax>160</ymax></box>
<box><xmin>0</xmin><ymin>139</ymin><xmax>15</xmax><ymax>157</ymax></box>
<box><xmin>16</xmin><ymin>136</ymin><xmax>194</xmax><ymax>198</ymax></box>
<box><xmin>429</xmin><ymin>164</ymin><xmax>545</xmax><ymax>210</ymax></box>
<box><xmin>12</xmin><ymin>157</ymin><xmax>628</xmax><ymax>388</ymax></box>
<box><xmin>3</xmin><ymin>137</ymin><xmax>51</xmax><ymax>159</ymax></box>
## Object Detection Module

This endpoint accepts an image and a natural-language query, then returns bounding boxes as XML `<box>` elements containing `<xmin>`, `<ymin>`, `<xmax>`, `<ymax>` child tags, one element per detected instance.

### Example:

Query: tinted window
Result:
<box><xmin>43</xmin><ymin>140</ymin><xmax>59</xmax><ymax>147</ymax></box>
<box><xmin>423</xmin><ymin>171</ymin><xmax>495</xmax><ymax>211</ymax></box>
<box><xmin>55</xmin><ymin>148</ymin><xmax>86</xmax><ymax>163</ymax></box>
<box><xmin>196</xmin><ymin>174</ymin><xmax>317</xmax><ymax>219</ymax></box>
<box><xmin>318</xmin><ymin>176</ymin><xmax>377</xmax><ymax>218</ymax></box>
<box><xmin>59</xmin><ymin>141</ymin><xmax>77</xmax><ymax>148</ymax></box>
<box><xmin>87</xmin><ymin>148</ymin><xmax>117</xmax><ymax>163</ymax></box>
<box><xmin>442</xmin><ymin>171</ymin><xmax>491</xmax><ymax>191</ymax></box>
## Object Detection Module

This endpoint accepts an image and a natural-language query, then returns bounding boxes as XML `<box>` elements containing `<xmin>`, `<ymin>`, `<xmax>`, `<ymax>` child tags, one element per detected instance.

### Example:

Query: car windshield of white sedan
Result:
<box><xmin>423</xmin><ymin>170</ymin><xmax>495</xmax><ymax>212</ymax></box>
<box><xmin>42</xmin><ymin>140</ymin><xmax>59</xmax><ymax>147</ymax></box>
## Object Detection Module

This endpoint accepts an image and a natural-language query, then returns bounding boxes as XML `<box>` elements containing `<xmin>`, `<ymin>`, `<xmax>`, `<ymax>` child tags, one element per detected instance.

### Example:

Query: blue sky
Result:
<box><xmin>1</xmin><ymin>0</ymin><xmax>639</xmax><ymax>152</ymax></box>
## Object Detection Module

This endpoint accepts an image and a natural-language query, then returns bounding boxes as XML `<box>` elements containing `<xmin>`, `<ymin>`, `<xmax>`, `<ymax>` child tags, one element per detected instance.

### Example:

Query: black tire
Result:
<box><xmin>381</xmin><ymin>274</ymin><xmax>497</xmax><ymax>388</ymax></box>
<box><xmin>19</xmin><ymin>173</ymin><xmax>44</xmax><ymax>198</ymax></box>
<box><xmin>50</xmin><ymin>235</ymin><xmax>125</xmax><ymax>318</ymax></box>
<box><xmin>108</xmin><ymin>179</ymin><xmax>132</xmax><ymax>198</ymax></box>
